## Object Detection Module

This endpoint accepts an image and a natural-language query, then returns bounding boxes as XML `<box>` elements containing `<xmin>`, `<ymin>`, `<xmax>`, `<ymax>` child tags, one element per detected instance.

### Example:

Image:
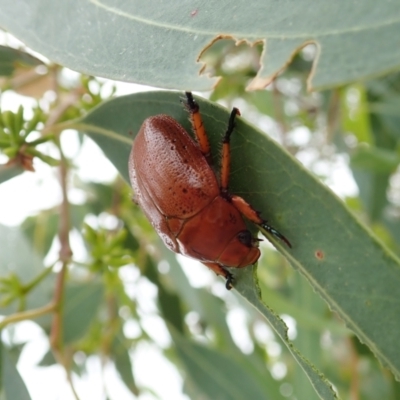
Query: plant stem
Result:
<box><xmin>0</xmin><ymin>302</ymin><xmax>56</xmax><ymax>329</ymax></box>
<box><xmin>50</xmin><ymin>141</ymin><xmax>71</xmax><ymax>353</ymax></box>
<box><xmin>23</xmin><ymin>265</ymin><xmax>54</xmax><ymax>294</ymax></box>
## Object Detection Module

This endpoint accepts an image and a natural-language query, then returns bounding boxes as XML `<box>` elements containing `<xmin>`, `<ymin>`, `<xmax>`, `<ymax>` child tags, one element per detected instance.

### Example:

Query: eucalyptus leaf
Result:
<box><xmin>75</xmin><ymin>91</ymin><xmax>400</xmax><ymax>398</ymax></box>
<box><xmin>63</xmin><ymin>281</ymin><xmax>104</xmax><ymax>344</ymax></box>
<box><xmin>0</xmin><ymin>224</ymin><xmax>53</xmax><ymax>322</ymax></box>
<box><xmin>351</xmin><ymin>169</ymin><xmax>390</xmax><ymax>223</ymax></box>
<box><xmin>0</xmin><ymin>165</ymin><xmax>23</xmax><ymax>184</ymax></box>
<box><xmin>171</xmin><ymin>327</ymin><xmax>275</xmax><ymax>400</ymax></box>
<box><xmin>0</xmin><ymin>1</ymin><xmax>399</xmax><ymax>90</ymax></box>
<box><xmin>0</xmin><ymin>342</ymin><xmax>32</xmax><ymax>400</ymax></box>
<box><xmin>0</xmin><ymin>45</ymin><xmax>42</xmax><ymax>77</ymax></box>
<box><xmin>111</xmin><ymin>332</ymin><xmax>139</xmax><ymax>396</ymax></box>
<box><xmin>232</xmin><ymin>267</ymin><xmax>336</xmax><ymax>400</ymax></box>
<box><xmin>292</xmin><ymin>272</ymin><xmax>328</xmax><ymax>400</ymax></box>
<box><xmin>351</xmin><ymin>145</ymin><xmax>400</xmax><ymax>173</ymax></box>
<box><xmin>21</xmin><ymin>212</ymin><xmax>58</xmax><ymax>258</ymax></box>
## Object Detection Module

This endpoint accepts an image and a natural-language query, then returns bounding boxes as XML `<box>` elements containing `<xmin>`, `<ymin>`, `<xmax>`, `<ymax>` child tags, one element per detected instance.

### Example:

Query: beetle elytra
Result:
<box><xmin>128</xmin><ymin>92</ymin><xmax>291</xmax><ymax>289</ymax></box>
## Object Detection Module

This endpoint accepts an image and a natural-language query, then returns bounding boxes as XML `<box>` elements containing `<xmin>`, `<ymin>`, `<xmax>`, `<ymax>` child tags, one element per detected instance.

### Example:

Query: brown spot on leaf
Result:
<box><xmin>315</xmin><ymin>250</ymin><xmax>325</xmax><ymax>260</ymax></box>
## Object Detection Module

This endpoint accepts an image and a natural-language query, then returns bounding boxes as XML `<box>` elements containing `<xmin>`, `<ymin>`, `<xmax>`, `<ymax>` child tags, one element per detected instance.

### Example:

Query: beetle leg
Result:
<box><xmin>202</xmin><ymin>262</ymin><xmax>234</xmax><ymax>290</ymax></box>
<box><xmin>230</xmin><ymin>194</ymin><xmax>292</xmax><ymax>248</ymax></box>
<box><xmin>184</xmin><ymin>92</ymin><xmax>212</xmax><ymax>164</ymax></box>
<box><xmin>217</xmin><ymin>106</ymin><xmax>291</xmax><ymax>248</ymax></box>
<box><xmin>225</xmin><ymin>273</ymin><xmax>235</xmax><ymax>290</ymax></box>
<box><xmin>220</xmin><ymin>107</ymin><xmax>241</xmax><ymax>195</ymax></box>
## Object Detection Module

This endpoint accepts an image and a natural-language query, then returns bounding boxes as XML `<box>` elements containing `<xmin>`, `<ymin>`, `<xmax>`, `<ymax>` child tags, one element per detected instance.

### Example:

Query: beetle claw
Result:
<box><xmin>225</xmin><ymin>272</ymin><xmax>234</xmax><ymax>290</ymax></box>
<box><xmin>261</xmin><ymin>223</ymin><xmax>292</xmax><ymax>248</ymax></box>
<box><xmin>182</xmin><ymin>91</ymin><xmax>199</xmax><ymax>113</ymax></box>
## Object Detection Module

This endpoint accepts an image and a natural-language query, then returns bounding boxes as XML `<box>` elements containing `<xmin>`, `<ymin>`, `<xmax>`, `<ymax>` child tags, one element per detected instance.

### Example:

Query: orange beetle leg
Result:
<box><xmin>202</xmin><ymin>262</ymin><xmax>234</xmax><ymax>290</ymax></box>
<box><xmin>230</xmin><ymin>194</ymin><xmax>292</xmax><ymax>248</ymax></box>
<box><xmin>220</xmin><ymin>107</ymin><xmax>241</xmax><ymax>193</ymax></box>
<box><xmin>184</xmin><ymin>92</ymin><xmax>212</xmax><ymax>163</ymax></box>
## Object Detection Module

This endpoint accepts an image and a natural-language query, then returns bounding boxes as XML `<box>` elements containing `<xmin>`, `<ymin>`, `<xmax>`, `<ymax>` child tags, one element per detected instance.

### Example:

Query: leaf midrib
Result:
<box><xmin>91</xmin><ymin>0</ymin><xmax>400</xmax><ymax>39</ymax></box>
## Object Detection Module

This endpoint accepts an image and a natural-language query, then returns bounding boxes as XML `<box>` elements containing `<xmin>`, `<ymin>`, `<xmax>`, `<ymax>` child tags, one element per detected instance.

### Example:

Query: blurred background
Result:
<box><xmin>1</xmin><ymin>31</ymin><xmax>400</xmax><ymax>400</ymax></box>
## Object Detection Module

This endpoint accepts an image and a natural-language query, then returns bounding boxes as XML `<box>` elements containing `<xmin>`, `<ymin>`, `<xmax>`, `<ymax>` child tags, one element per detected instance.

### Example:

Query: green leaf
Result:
<box><xmin>143</xmin><ymin>255</ymin><xmax>186</xmax><ymax>334</ymax></box>
<box><xmin>36</xmin><ymin>349</ymin><xmax>56</xmax><ymax>367</ymax></box>
<box><xmin>244</xmin><ymin>90</ymin><xmax>275</xmax><ymax>118</ymax></box>
<box><xmin>167</xmin><ymin>253</ymin><xmax>286</xmax><ymax>399</ymax></box>
<box><xmin>75</xmin><ymin>91</ymin><xmax>400</xmax><ymax>397</ymax></box>
<box><xmin>157</xmin><ymin>285</ymin><xmax>185</xmax><ymax>334</ymax></box>
<box><xmin>163</xmin><ymin>248</ymin><xmax>248</xmax><ymax>353</ymax></box>
<box><xmin>171</xmin><ymin>327</ymin><xmax>274</xmax><ymax>400</ymax></box>
<box><xmin>350</xmin><ymin>98</ymin><xmax>398</xmax><ymax>221</ymax></box>
<box><xmin>26</xmin><ymin>150</ymin><xmax>59</xmax><ymax>167</ymax></box>
<box><xmin>352</xmin><ymin>169</ymin><xmax>390</xmax><ymax>222</ymax></box>
<box><xmin>258</xmin><ymin>268</ymin><xmax>348</xmax><ymax>336</ymax></box>
<box><xmin>0</xmin><ymin>45</ymin><xmax>42</xmax><ymax>77</ymax></box>
<box><xmin>0</xmin><ymin>1</ymin><xmax>399</xmax><ymax>90</ymax></box>
<box><xmin>351</xmin><ymin>145</ymin><xmax>400</xmax><ymax>173</ymax></box>
<box><xmin>0</xmin><ymin>224</ymin><xmax>44</xmax><ymax>281</ymax></box>
<box><xmin>84</xmin><ymin>182</ymin><xmax>115</xmax><ymax>215</ymax></box>
<box><xmin>0</xmin><ymin>164</ymin><xmax>23</xmax><ymax>184</ymax></box>
<box><xmin>63</xmin><ymin>281</ymin><xmax>104</xmax><ymax>344</ymax></box>
<box><xmin>232</xmin><ymin>267</ymin><xmax>336</xmax><ymax>400</ymax></box>
<box><xmin>0</xmin><ymin>224</ymin><xmax>54</xmax><ymax>321</ymax></box>
<box><xmin>111</xmin><ymin>332</ymin><xmax>139</xmax><ymax>396</ymax></box>
<box><xmin>0</xmin><ymin>342</ymin><xmax>32</xmax><ymax>400</ymax></box>
<box><xmin>341</xmin><ymin>84</ymin><xmax>373</xmax><ymax>144</ymax></box>
<box><xmin>21</xmin><ymin>212</ymin><xmax>59</xmax><ymax>258</ymax></box>
<box><xmin>291</xmin><ymin>273</ymin><xmax>329</xmax><ymax>400</ymax></box>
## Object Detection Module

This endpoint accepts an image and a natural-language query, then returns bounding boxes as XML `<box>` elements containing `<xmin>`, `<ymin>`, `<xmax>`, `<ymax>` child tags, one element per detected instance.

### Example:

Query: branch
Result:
<box><xmin>49</xmin><ymin>146</ymin><xmax>71</xmax><ymax>352</ymax></box>
<box><xmin>49</xmin><ymin>125</ymin><xmax>80</xmax><ymax>400</ymax></box>
<box><xmin>0</xmin><ymin>302</ymin><xmax>56</xmax><ymax>329</ymax></box>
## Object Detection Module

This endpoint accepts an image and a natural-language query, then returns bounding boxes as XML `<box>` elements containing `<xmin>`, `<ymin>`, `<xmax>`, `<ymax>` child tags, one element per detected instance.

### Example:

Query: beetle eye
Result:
<box><xmin>237</xmin><ymin>230</ymin><xmax>253</xmax><ymax>247</ymax></box>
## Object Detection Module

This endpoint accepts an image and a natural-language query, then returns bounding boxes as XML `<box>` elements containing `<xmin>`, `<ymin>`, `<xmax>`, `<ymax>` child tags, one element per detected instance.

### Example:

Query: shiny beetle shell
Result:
<box><xmin>129</xmin><ymin>93</ymin><xmax>290</xmax><ymax>289</ymax></box>
<box><xmin>129</xmin><ymin>115</ymin><xmax>260</xmax><ymax>267</ymax></box>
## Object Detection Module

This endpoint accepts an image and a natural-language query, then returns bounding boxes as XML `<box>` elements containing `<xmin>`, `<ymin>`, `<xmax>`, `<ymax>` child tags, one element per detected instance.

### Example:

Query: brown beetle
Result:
<box><xmin>129</xmin><ymin>92</ymin><xmax>291</xmax><ymax>289</ymax></box>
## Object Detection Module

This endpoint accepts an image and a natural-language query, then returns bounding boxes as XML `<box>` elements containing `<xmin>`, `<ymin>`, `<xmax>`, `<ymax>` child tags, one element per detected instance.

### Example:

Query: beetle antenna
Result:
<box><xmin>261</xmin><ymin>222</ymin><xmax>292</xmax><ymax>248</ymax></box>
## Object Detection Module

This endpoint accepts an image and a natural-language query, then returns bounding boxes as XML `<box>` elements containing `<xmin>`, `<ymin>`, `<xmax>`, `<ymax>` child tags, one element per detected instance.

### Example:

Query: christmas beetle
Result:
<box><xmin>128</xmin><ymin>92</ymin><xmax>291</xmax><ymax>289</ymax></box>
